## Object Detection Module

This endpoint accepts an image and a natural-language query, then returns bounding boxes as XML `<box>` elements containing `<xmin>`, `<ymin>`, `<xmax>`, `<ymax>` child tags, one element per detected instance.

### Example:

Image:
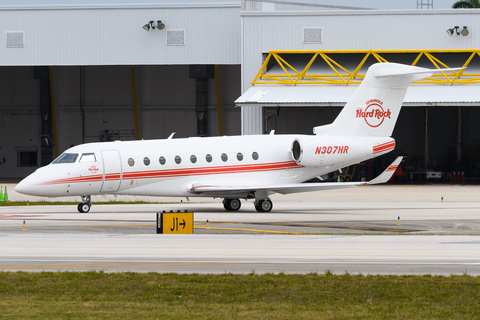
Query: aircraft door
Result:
<box><xmin>100</xmin><ymin>150</ymin><xmax>122</xmax><ymax>193</ymax></box>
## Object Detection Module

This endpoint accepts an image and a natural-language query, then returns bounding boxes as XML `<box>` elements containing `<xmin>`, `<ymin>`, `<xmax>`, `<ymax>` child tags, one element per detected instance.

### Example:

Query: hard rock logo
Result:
<box><xmin>88</xmin><ymin>165</ymin><xmax>99</xmax><ymax>174</ymax></box>
<box><xmin>356</xmin><ymin>99</ymin><xmax>391</xmax><ymax>128</ymax></box>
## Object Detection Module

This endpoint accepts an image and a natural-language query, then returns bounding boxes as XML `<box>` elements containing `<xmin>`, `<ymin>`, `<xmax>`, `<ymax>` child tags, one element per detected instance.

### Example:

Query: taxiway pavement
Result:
<box><xmin>1</xmin><ymin>185</ymin><xmax>479</xmax><ymax>274</ymax></box>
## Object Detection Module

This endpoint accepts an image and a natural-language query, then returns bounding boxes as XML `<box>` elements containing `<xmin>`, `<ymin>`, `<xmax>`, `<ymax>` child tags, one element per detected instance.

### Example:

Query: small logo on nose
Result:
<box><xmin>88</xmin><ymin>166</ymin><xmax>99</xmax><ymax>174</ymax></box>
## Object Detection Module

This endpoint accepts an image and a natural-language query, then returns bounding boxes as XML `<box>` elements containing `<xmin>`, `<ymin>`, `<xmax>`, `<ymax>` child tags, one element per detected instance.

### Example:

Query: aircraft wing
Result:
<box><xmin>365</xmin><ymin>156</ymin><xmax>403</xmax><ymax>185</ymax></box>
<box><xmin>189</xmin><ymin>157</ymin><xmax>403</xmax><ymax>196</ymax></box>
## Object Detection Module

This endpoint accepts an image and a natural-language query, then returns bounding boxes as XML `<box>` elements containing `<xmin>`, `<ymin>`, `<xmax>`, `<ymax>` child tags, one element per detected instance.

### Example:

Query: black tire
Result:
<box><xmin>229</xmin><ymin>199</ymin><xmax>241</xmax><ymax>211</ymax></box>
<box><xmin>78</xmin><ymin>203</ymin><xmax>90</xmax><ymax>213</ymax></box>
<box><xmin>261</xmin><ymin>199</ymin><xmax>273</xmax><ymax>212</ymax></box>
<box><xmin>223</xmin><ymin>199</ymin><xmax>241</xmax><ymax>211</ymax></box>
<box><xmin>255</xmin><ymin>199</ymin><xmax>273</xmax><ymax>213</ymax></box>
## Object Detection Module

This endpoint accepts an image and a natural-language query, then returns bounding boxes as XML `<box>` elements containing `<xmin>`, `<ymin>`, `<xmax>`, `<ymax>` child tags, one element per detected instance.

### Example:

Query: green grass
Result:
<box><xmin>1</xmin><ymin>272</ymin><xmax>479</xmax><ymax>319</ymax></box>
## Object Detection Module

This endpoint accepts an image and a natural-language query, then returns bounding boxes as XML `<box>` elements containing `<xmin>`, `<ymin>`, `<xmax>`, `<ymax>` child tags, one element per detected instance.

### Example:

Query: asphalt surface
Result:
<box><xmin>1</xmin><ymin>184</ymin><xmax>480</xmax><ymax>274</ymax></box>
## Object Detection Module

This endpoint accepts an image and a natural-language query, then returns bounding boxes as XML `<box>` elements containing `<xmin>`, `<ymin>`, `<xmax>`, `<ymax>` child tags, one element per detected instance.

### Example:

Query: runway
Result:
<box><xmin>1</xmin><ymin>185</ymin><xmax>480</xmax><ymax>275</ymax></box>
<box><xmin>1</xmin><ymin>234</ymin><xmax>479</xmax><ymax>275</ymax></box>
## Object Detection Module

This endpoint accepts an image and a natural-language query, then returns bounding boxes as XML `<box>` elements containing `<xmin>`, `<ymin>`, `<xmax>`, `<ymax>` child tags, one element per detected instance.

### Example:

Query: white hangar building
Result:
<box><xmin>1</xmin><ymin>1</ymin><xmax>480</xmax><ymax>182</ymax></box>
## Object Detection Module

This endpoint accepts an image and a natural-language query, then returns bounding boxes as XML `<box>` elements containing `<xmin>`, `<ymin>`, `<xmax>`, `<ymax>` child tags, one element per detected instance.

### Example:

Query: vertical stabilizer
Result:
<box><xmin>313</xmin><ymin>63</ymin><xmax>435</xmax><ymax>137</ymax></box>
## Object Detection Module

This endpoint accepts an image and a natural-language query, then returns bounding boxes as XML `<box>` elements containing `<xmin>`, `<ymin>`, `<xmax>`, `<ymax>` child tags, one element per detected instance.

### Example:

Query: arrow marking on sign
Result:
<box><xmin>179</xmin><ymin>219</ymin><xmax>186</xmax><ymax>229</ymax></box>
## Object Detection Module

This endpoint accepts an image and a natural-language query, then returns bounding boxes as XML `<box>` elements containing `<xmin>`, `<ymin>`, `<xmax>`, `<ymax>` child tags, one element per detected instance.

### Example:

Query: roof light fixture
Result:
<box><xmin>143</xmin><ymin>20</ymin><xmax>165</xmax><ymax>31</ymax></box>
<box><xmin>143</xmin><ymin>21</ymin><xmax>153</xmax><ymax>31</ymax></box>
<box><xmin>461</xmin><ymin>26</ymin><xmax>469</xmax><ymax>36</ymax></box>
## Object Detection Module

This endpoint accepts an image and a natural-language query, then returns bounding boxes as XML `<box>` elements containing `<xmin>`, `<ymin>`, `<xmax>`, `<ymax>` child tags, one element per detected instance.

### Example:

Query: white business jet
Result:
<box><xmin>15</xmin><ymin>63</ymin><xmax>460</xmax><ymax>213</ymax></box>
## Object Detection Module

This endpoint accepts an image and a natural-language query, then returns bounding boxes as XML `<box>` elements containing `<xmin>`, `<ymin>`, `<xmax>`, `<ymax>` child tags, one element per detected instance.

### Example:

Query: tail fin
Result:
<box><xmin>313</xmin><ymin>63</ymin><xmax>461</xmax><ymax>137</ymax></box>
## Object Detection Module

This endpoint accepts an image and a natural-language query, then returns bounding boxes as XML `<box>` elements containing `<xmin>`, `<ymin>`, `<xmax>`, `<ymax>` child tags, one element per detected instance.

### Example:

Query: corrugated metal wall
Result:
<box><xmin>0</xmin><ymin>4</ymin><xmax>241</xmax><ymax>66</ymax></box>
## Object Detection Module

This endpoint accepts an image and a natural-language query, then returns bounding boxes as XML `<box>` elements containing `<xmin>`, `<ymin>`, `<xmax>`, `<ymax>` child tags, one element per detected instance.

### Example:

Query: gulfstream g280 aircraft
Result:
<box><xmin>15</xmin><ymin>63</ymin><xmax>461</xmax><ymax>213</ymax></box>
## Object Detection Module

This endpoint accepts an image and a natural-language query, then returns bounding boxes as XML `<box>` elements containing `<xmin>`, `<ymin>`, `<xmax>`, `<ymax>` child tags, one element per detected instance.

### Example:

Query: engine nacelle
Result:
<box><xmin>291</xmin><ymin>136</ymin><xmax>372</xmax><ymax>167</ymax></box>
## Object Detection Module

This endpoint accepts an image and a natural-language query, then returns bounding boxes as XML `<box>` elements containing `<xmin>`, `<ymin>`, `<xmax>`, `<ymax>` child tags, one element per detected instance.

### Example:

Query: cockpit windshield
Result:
<box><xmin>79</xmin><ymin>153</ymin><xmax>97</xmax><ymax>163</ymax></box>
<box><xmin>52</xmin><ymin>153</ymin><xmax>79</xmax><ymax>164</ymax></box>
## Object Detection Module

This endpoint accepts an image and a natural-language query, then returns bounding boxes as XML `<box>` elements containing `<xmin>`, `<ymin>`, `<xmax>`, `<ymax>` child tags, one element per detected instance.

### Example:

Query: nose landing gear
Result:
<box><xmin>77</xmin><ymin>194</ymin><xmax>91</xmax><ymax>213</ymax></box>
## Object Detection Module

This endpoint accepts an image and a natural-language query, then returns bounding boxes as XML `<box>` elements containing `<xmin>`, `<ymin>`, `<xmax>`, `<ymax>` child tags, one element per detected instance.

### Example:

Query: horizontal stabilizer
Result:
<box><xmin>375</xmin><ymin>67</ymin><xmax>465</xmax><ymax>78</ymax></box>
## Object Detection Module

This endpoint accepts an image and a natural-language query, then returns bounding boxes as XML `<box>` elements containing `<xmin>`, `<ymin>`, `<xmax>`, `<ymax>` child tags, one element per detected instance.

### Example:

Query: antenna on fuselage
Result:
<box><xmin>167</xmin><ymin>132</ymin><xmax>176</xmax><ymax>139</ymax></box>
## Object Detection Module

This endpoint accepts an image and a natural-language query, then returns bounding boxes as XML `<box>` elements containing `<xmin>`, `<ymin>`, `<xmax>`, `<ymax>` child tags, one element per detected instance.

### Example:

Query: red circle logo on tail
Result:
<box><xmin>356</xmin><ymin>100</ymin><xmax>392</xmax><ymax>128</ymax></box>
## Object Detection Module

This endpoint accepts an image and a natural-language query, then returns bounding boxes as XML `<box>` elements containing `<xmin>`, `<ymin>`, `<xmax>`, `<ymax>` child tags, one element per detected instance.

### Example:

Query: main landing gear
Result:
<box><xmin>223</xmin><ymin>198</ymin><xmax>241</xmax><ymax>211</ymax></box>
<box><xmin>222</xmin><ymin>198</ymin><xmax>273</xmax><ymax>213</ymax></box>
<box><xmin>254</xmin><ymin>199</ymin><xmax>273</xmax><ymax>213</ymax></box>
<box><xmin>77</xmin><ymin>194</ymin><xmax>91</xmax><ymax>213</ymax></box>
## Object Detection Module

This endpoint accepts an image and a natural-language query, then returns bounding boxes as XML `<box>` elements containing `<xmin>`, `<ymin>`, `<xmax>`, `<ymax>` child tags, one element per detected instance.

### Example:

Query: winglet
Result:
<box><xmin>367</xmin><ymin>156</ymin><xmax>403</xmax><ymax>185</ymax></box>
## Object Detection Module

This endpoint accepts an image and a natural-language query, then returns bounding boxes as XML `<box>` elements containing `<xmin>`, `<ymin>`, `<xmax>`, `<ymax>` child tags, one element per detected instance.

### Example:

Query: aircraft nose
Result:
<box><xmin>15</xmin><ymin>177</ymin><xmax>37</xmax><ymax>196</ymax></box>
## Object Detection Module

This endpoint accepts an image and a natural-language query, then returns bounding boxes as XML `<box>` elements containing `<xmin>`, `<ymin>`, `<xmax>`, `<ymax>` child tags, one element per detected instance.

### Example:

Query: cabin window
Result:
<box><xmin>128</xmin><ymin>158</ymin><xmax>135</xmax><ymax>166</ymax></box>
<box><xmin>159</xmin><ymin>156</ymin><xmax>166</xmax><ymax>165</ymax></box>
<box><xmin>190</xmin><ymin>155</ymin><xmax>197</xmax><ymax>164</ymax></box>
<box><xmin>252</xmin><ymin>152</ymin><xmax>259</xmax><ymax>160</ymax></box>
<box><xmin>53</xmin><ymin>153</ymin><xmax>78</xmax><ymax>164</ymax></box>
<box><xmin>221</xmin><ymin>153</ymin><xmax>228</xmax><ymax>162</ymax></box>
<box><xmin>175</xmin><ymin>155</ymin><xmax>181</xmax><ymax>164</ymax></box>
<box><xmin>143</xmin><ymin>157</ymin><xmax>150</xmax><ymax>166</ymax></box>
<box><xmin>79</xmin><ymin>153</ymin><xmax>96</xmax><ymax>163</ymax></box>
<box><xmin>206</xmin><ymin>154</ymin><xmax>212</xmax><ymax>163</ymax></box>
<box><xmin>237</xmin><ymin>152</ymin><xmax>243</xmax><ymax>161</ymax></box>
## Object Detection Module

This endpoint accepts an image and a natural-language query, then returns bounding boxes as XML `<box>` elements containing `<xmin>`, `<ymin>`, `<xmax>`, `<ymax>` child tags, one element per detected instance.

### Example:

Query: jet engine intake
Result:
<box><xmin>291</xmin><ymin>138</ymin><xmax>324</xmax><ymax>167</ymax></box>
<box><xmin>291</xmin><ymin>139</ymin><xmax>303</xmax><ymax>162</ymax></box>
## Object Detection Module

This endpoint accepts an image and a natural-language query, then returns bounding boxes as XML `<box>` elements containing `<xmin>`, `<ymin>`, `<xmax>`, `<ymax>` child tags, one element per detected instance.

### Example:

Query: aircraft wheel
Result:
<box><xmin>229</xmin><ymin>199</ymin><xmax>241</xmax><ymax>211</ymax></box>
<box><xmin>78</xmin><ymin>203</ymin><xmax>91</xmax><ymax>213</ymax></box>
<box><xmin>223</xmin><ymin>199</ymin><xmax>241</xmax><ymax>211</ymax></box>
<box><xmin>255</xmin><ymin>199</ymin><xmax>273</xmax><ymax>213</ymax></box>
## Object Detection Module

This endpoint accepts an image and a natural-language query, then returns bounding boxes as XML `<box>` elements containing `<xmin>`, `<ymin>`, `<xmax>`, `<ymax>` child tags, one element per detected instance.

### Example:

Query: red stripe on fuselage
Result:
<box><xmin>373</xmin><ymin>141</ymin><xmax>395</xmax><ymax>154</ymax></box>
<box><xmin>39</xmin><ymin>161</ymin><xmax>301</xmax><ymax>186</ymax></box>
<box><xmin>37</xmin><ymin>175</ymin><xmax>104</xmax><ymax>185</ymax></box>
<box><xmin>373</xmin><ymin>141</ymin><xmax>394</xmax><ymax>151</ymax></box>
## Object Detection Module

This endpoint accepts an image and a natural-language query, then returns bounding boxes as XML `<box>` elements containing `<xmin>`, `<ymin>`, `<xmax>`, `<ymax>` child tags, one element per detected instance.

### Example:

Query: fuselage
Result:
<box><xmin>15</xmin><ymin>134</ymin><xmax>393</xmax><ymax>199</ymax></box>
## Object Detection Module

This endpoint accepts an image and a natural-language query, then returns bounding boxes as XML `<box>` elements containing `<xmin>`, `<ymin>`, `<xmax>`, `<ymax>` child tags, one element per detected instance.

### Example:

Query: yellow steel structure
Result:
<box><xmin>252</xmin><ymin>49</ymin><xmax>480</xmax><ymax>85</ymax></box>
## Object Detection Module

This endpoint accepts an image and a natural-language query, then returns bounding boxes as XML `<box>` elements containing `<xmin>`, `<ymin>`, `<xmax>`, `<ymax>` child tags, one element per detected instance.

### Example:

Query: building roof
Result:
<box><xmin>242</xmin><ymin>0</ymin><xmax>369</xmax><ymax>12</ymax></box>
